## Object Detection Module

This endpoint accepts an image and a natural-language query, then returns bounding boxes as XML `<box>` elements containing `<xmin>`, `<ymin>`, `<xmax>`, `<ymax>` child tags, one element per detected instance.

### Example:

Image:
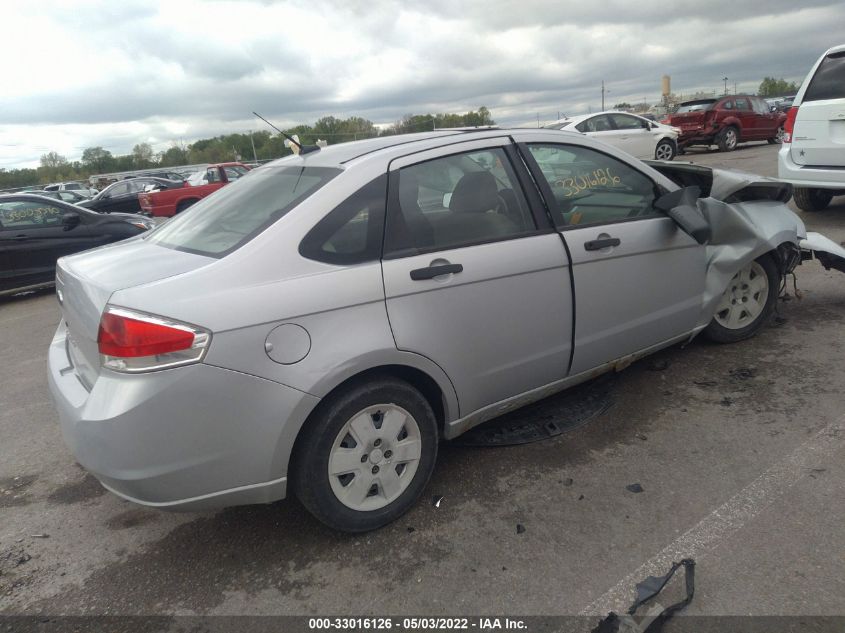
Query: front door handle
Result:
<box><xmin>584</xmin><ymin>237</ymin><xmax>620</xmax><ymax>251</ymax></box>
<box><xmin>410</xmin><ymin>263</ymin><xmax>463</xmax><ymax>280</ymax></box>
<box><xmin>13</xmin><ymin>234</ymin><xmax>28</xmax><ymax>241</ymax></box>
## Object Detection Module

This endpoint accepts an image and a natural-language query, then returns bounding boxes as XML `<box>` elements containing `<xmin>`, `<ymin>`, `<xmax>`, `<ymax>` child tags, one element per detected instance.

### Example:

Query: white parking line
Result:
<box><xmin>579</xmin><ymin>419</ymin><xmax>845</xmax><ymax>615</ymax></box>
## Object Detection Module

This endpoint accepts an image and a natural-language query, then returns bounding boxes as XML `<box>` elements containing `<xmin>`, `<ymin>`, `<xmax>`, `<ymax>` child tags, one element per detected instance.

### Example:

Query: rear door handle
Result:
<box><xmin>410</xmin><ymin>263</ymin><xmax>463</xmax><ymax>280</ymax></box>
<box><xmin>584</xmin><ymin>237</ymin><xmax>620</xmax><ymax>251</ymax></box>
<box><xmin>14</xmin><ymin>235</ymin><xmax>28</xmax><ymax>241</ymax></box>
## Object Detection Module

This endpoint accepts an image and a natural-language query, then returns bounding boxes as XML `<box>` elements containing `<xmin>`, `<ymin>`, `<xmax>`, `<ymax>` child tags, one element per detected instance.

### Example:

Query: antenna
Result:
<box><xmin>252</xmin><ymin>112</ymin><xmax>320</xmax><ymax>155</ymax></box>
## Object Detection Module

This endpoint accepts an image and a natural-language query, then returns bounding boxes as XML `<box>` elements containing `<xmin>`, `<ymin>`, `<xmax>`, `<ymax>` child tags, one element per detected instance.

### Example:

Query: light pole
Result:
<box><xmin>601</xmin><ymin>80</ymin><xmax>609</xmax><ymax>111</ymax></box>
<box><xmin>722</xmin><ymin>77</ymin><xmax>729</xmax><ymax>95</ymax></box>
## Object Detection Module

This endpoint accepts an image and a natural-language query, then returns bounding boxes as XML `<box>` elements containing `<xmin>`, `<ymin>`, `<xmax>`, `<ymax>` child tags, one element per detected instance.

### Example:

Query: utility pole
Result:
<box><xmin>249</xmin><ymin>131</ymin><xmax>257</xmax><ymax>162</ymax></box>
<box><xmin>723</xmin><ymin>76</ymin><xmax>729</xmax><ymax>95</ymax></box>
<box><xmin>601</xmin><ymin>80</ymin><xmax>605</xmax><ymax>111</ymax></box>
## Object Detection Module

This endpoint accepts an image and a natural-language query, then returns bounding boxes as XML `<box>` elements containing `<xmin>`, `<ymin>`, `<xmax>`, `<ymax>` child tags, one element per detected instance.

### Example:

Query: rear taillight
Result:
<box><xmin>783</xmin><ymin>106</ymin><xmax>798</xmax><ymax>143</ymax></box>
<box><xmin>97</xmin><ymin>306</ymin><xmax>210</xmax><ymax>373</ymax></box>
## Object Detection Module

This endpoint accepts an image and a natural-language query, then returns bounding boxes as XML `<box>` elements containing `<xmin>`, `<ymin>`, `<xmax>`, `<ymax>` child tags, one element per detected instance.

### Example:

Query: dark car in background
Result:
<box><xmin>0</xmin><ymin>194</ymin><xmax>153</xmax><ymax>296</ymax></box>
<box><xmin>78</xmin><ymin>177</ymin><xmax>182</xmax><ymax>215</ymax></box>
<box><xmin>664</xmin><ymin>95</ymin><xmax>787</xmax><ymax>152</ymax></box>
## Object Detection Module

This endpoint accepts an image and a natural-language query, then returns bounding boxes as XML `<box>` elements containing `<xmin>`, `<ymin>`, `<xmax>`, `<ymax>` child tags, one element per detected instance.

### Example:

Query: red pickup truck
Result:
<box><xmin>138</xmin><ymin>162</ymin><xmax>250</xmax><ymax>217</ymax></box>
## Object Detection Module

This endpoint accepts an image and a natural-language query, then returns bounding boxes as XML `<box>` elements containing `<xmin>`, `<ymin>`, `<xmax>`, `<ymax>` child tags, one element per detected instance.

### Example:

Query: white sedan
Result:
<box><xmin>545</xmin><ymin>111</ymin><xmax>681</xmax><ymax>161</ymax></box>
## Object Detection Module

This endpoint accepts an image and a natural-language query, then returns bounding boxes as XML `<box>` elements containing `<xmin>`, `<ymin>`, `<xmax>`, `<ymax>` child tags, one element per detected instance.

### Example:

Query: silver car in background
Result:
<box><xmin>50</xmin><ymin>128</ymin><xmax>828</xmax><ymax>532</ymax></box>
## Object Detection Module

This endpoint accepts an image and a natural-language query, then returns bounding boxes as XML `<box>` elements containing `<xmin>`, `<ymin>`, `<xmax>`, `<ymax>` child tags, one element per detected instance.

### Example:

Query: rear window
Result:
<box><xmin>804</xmin><ymin>51</ymin><xmax>845</xmax><ymax>101</ymax></box>
<box><xmin>675</xmin><ymin>100</ymin><xmax>716</xmax><ymax>113</ymax></box>
<box><xmin>147</xmin><ymin>165</ymin><xmax>340</xmax><ymax>257</ymax></box>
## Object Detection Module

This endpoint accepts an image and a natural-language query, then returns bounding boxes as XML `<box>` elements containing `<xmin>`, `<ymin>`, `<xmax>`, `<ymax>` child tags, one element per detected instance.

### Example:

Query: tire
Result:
<box><xmin>704</xmin><ymin>254</ymin><xmax>779</xmax><ymax>344</ymax></box>
<box><xmin>717</xmin><ymin>126</ymin><xmax>739</xmax><ymax>152</ymax></box>
<box><xmin>793</xmin><ymin>187</ymin><xmax>833</xmax><ymax>212</ymax></box>
<box><xmin>175</xmin><ymin>199</ymin><xmax>197</xmax><ymax>214</ymax></box>
<box><xmin>767</xmin><ymin>125</ymin><xmax>785</xmax><ymax>144</ymax></box>
<box><xmin>292</xmin><ymin>376</ymin><xmax>438</xmax><ymax>533</ymax></box>
<box><xmin>654</xmin><ymin>139</ymin><xmax>676</xmax><ymax>161</ymax></box>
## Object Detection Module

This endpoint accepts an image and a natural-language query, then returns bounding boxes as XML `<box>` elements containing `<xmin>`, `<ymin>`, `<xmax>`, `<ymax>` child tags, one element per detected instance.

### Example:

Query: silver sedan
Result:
<box><xmin>47</xmin><ymin>129</ymin><xmax>840</xmax><ymax>532</ymax></box>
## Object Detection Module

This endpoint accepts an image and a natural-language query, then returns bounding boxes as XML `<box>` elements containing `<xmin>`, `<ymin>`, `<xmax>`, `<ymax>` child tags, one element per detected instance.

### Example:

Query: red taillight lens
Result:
<box><xmin>98</xmin><ymin>312</ymin><xmax>194</xmax><ymax>357</ymax></box>
<box><xmin>97</xmin><ymin>306</ymin><xmax>210</xmax><ymax>372</ymax></box>
<box><xmin>783</xmin><ymin>106</ymin><xmax>798</xmax><ymax>143</ymax></box>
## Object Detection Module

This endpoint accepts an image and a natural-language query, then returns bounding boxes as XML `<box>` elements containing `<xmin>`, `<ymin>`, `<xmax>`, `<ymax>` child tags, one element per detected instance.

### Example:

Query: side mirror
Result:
<box><xmin>655</xmin><ymin>186</ymin><xmax>711</xmax><ymax>245</ymax></box>
<box><xmin>62</xmin><ymin>212</ymin><xmax>80</xmax><ymax>231</ymax></box>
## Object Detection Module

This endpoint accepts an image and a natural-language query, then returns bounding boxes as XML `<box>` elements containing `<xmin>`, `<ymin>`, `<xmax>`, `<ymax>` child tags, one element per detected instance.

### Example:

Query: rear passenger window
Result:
<box><xmin>804</xmin><ymin>52</ymin><xmax>845</xmax><ymax>101</ymax></box>
<box><xmin>735</xmin><ymin>98</ymin><xmax>750</xmax><ymax>110</ymax></box>
<box><xmin>0</xmin><ymin>201</ymin><xmax>65</xmax><ymax>229</ymax></box>
<box><xmin>384</xmin><ymin>148</ymin><xmax>535</xmax><ymax>256</ymax></box>
<box><xmin>526</xmin><ymin>144</ymin><xmax>658</xmax><ymax>228</ymax></box>
<box><xmin>299</xmin><ymin>175</ymin><xmax>386</xmax><ymax>265</ymax></box>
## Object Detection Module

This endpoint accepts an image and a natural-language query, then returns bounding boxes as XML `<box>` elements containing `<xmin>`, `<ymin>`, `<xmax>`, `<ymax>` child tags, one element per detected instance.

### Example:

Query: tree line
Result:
<box><xmin>0</xmin><ymin>107</ymin><xmax>494</xmax><ymax>190</ymax></box>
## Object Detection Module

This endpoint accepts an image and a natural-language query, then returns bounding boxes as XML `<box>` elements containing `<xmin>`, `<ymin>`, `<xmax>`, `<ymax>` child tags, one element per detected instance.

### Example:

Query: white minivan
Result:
<box><xmin>778</xmin><ymin>44</ymin><xmax>845</xmax><ymax>212</ymax></box>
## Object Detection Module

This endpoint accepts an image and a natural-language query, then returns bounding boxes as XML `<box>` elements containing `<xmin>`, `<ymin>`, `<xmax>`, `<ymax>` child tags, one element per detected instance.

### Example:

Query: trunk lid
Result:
<box><xmin>56</xmin><ymin>238</ymin><xmax>215</xmax><ymax>388</ymax></box>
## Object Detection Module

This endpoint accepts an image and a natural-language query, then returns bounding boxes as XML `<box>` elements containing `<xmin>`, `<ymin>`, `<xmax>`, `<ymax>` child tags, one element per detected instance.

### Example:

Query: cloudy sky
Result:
<box><xmin>2</xmin><ymin>0</ymin><xmax>843</xmax><ymax>169</ymax></box>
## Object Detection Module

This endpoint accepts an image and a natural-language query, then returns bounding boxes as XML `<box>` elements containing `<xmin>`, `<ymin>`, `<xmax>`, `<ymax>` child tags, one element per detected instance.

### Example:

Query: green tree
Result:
<box><xmin>758</xmin><ymin>77</ymin><xmax>799</xmax><ymax>97</ymax></box>
<box><xmin>132</xmin><ymin>142</ymin><xmax>154</xmax><ymax>167</ymax></box>
<box><xmin>81</xmin><ymin>146</ymin><xmax>115</xmax><ymax>172</ymax></box>
<box><xmin>613</xmin><ymin>102</ymin><xmax>633</xmax><ymax>110</ymax></box>
<box><xmin>40</xmin><ymin>151</ymin><xmax>68</xmax><ymax>169</ymax></box>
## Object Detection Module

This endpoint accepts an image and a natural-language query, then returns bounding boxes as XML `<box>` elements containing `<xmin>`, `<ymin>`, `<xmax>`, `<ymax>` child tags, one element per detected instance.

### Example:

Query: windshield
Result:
<box><xmin>147</xmin><ymin>165</ymin><xmax>341</xmax><ymax>257</ymax></box>
<box><xmin>675</xmin><ymin>100</ymin><xmax>716</xmax><ymax>113</ymax></box>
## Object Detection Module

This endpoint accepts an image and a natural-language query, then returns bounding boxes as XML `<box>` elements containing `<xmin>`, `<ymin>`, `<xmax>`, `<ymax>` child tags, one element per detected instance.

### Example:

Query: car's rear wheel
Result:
<box><xmin>793</xmin><ymin>187</ymin><xmax>833</xmax><ymax>212</ymax></box>
<box><xmin>717</xmin><ymin>126</ymin><xmax>738</xmax><ymax>152</ymax></box>
<box><xmin>654</xmin><ymin>139</ymin><xmax>676</xmax><ymax>161</ymax></box>
<box><xmin>768</xmin><ymin>125</ymin><xmax>785</xmax><ymax>144</ymax></box>
<box><xmin>704</xmin><ymin>255</ymin><xmax>778</xmax><ymax>343</ymax></box>
<box><xmin>292</xmin><ymin>377</ymin><xmax>438</xmax><ymax>532</ymax></box>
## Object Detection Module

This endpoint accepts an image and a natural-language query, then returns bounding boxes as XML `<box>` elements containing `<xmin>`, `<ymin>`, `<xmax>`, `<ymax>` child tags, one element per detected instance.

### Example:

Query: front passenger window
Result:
<box><xmin>526</xmin><ymin>144</ymin><xmax>658</xmax><ymax>228</ymax></box>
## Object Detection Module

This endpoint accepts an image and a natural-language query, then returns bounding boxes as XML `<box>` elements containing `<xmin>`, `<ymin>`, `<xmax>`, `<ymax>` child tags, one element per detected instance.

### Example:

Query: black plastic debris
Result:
<box><xmin>720</xmin><ymin>397</ymin><xmax>733</xmax><ymax>407</ymax></box>
<box><xmin>407</xmin><ymin>527</ymin><xmax>416</xmax><ymax>533</ymax></box>
<box><xmin>626</xmin><ymin>483</ymin><xmax>644</xmax><ymax>494</ymax></box>
<box><xmin>647</xmin><ymin>359</ymin><xmax>669</xmax><ymax>372</ymax></box>
<box><xmin>693</xmin><ymin>380</ymin><xmax>717</xmax><ymax>388</ymax></box>
<box><xmin>578</xmin><ymin>494</ymin><xmax>585</xmax><ymax>500</ymax></box>
<box><xmin>591</xmin><ymin>559</ymin><xmax>696</xmax><ymax>633</ymax></box>
<box><xmin>516</xmin><ymin>524</ymin><xmax>526</xmax><ymax>534</ymax></box>
<box><xmin>563</xmin><ymin>478</ymin><xmax>574</xmax><ymax>486</ymax></box>
<box><xmin>729</xmin><ymin>367</ymin><xmax>756</xmax><ymax>380</ymax></box>
<box><xmin>454</xmin><ymin>375</ymin><xmax>615</xmax><ymax>447</ymax></box>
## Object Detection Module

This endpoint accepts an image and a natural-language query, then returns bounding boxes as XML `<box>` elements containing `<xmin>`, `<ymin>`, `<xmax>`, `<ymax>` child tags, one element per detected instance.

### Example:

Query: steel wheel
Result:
<box><xmin>775</xmin><ymin>125</ymin><xmax>785</xmax><ymax>143</ymax></box>
<box><xmin>713</xmin><ymin>261</ymin><xmax>769</xmax><ymax>330</ymax></box>
<box><xmin>328</xmin><ymin>404</ymin><xmax>422</xmax><ymax>512</ymax></box>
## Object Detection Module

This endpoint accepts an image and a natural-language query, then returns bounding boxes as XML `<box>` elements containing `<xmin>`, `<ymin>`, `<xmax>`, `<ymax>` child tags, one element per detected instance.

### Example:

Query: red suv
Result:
<box><xmin>665</xmin><ymin>95</ymin><xmax>787</xmax><ymax>152</ymax></box>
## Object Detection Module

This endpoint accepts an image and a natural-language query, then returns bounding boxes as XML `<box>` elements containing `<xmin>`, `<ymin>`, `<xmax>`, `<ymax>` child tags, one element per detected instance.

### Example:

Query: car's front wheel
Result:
<box><xmin>768</xmin><ymin>126</ymin><xmax>785</xmax><ymax>144</ymax></box>
<box><xmin>654</xmin><ymin>139</ymin><xmax>676</xmax><ymax>161</ymax></box>
<box><xmin>292</xmin><ymin>377</ymin><xmax>438</xmax><ymax>532</ymax></box>
<box><xmin>704</xmin><ymin>255</ymin><xmax>779</xmax><ymax>343</ymax></box>
<box><xmin>793</xmin><ymin>187</ymin><xmax>833</xmax><ymax>212</ymax></box>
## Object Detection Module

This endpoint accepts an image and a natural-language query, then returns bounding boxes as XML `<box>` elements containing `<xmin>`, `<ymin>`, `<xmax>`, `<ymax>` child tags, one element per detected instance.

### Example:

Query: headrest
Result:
<box><xmin>449</xmin><ymin>171</ymin><xmax>499</xmax><ymax>214</ymax></box>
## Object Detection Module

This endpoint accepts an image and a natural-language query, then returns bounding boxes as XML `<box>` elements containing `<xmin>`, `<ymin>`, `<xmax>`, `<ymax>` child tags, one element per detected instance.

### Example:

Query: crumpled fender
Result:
<box><xmin>695</xmin><ymin>198</ymin><xmax>805</xmax><ymax>328</ymax></box>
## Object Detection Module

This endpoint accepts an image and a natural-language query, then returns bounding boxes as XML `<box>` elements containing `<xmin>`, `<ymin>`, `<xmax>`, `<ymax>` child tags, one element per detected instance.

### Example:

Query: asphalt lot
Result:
<box><xmin>1</xmin><ymin>142</ymin><xmax>844</xmax><ymax>625</ymax></box>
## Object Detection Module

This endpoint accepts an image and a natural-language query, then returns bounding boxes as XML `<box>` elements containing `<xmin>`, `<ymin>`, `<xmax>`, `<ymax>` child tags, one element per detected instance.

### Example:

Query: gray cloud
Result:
<box><xmin>1</xmin><ymin>0</ymin><xmax>843</xmax><ymax>167</ymax></box>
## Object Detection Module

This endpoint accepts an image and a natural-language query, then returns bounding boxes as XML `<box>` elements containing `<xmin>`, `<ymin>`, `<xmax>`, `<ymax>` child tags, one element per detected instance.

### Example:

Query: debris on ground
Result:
<box><xmin>432</xmin><ymin>495</ymin><xmax>443</xmax><ymax>508</ymax></box>
<box><xmin>693</xmin><ymin>380</ymin><xmax>718</xmax><ymax>388</ymax></box>
<box><xmin>563</xmin><ymin>478</ymin><xmax>574</xmax><ymax>486</ymax></box>
<box><xmin>591</xmin><ymin>558</ymin><xmax>696</xmax><ymax>633</ymax></box>
<box><xmin>407</xmin><ymin>527</ymin><xmax>415</xmax><ymax>533</ymax></box>
<box><xmin>720</xmin><ymin>397</ymin><xmax>733</xmax><ymax>407</ymax></box>
<box><xmin>578</xmin><ymin>495</ymin><xmax>585</xmax><ymax>501</ymax></box>
<box><xmin>626</xmin><ymin>484</ymin><xmax>644</xmax><ymax>494</ymax></box>
<box><xmin>29</xmin><ymin>534</ymin><xmax>49</xmax><ymax>539</ymax></box>
<box><xmin>516</xmin><ymin>524</ymin><xmax>526</xmax><ymax>534</ymax></box>
<box><xmin>636</xmin><ymin>433</ymin><xmax>648</xmax><ymax>441</ymax></box>
<box><xmin>647</xmin><ymin>359</ymin><xmax>669</xmax><ymax>372</ymax></box>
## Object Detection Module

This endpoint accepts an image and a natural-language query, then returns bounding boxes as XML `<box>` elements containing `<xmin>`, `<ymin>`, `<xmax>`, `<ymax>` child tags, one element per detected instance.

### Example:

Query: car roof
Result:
<box><xmin>260</xmin><ymin>129</ymin><xmax>588</xmax><ymax>170</ymax></box>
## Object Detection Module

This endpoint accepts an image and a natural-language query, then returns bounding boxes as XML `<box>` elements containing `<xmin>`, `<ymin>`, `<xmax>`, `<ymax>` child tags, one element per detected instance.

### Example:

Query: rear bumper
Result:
<box><xmin>47</xmin><ymin>322</ymin><xmax>320</xmax><ymax>510</ymax></box>
<box><xmin>778</xmin><ymin>146</ymin><xmax>845</xmax><ymax>189</ymax></box>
